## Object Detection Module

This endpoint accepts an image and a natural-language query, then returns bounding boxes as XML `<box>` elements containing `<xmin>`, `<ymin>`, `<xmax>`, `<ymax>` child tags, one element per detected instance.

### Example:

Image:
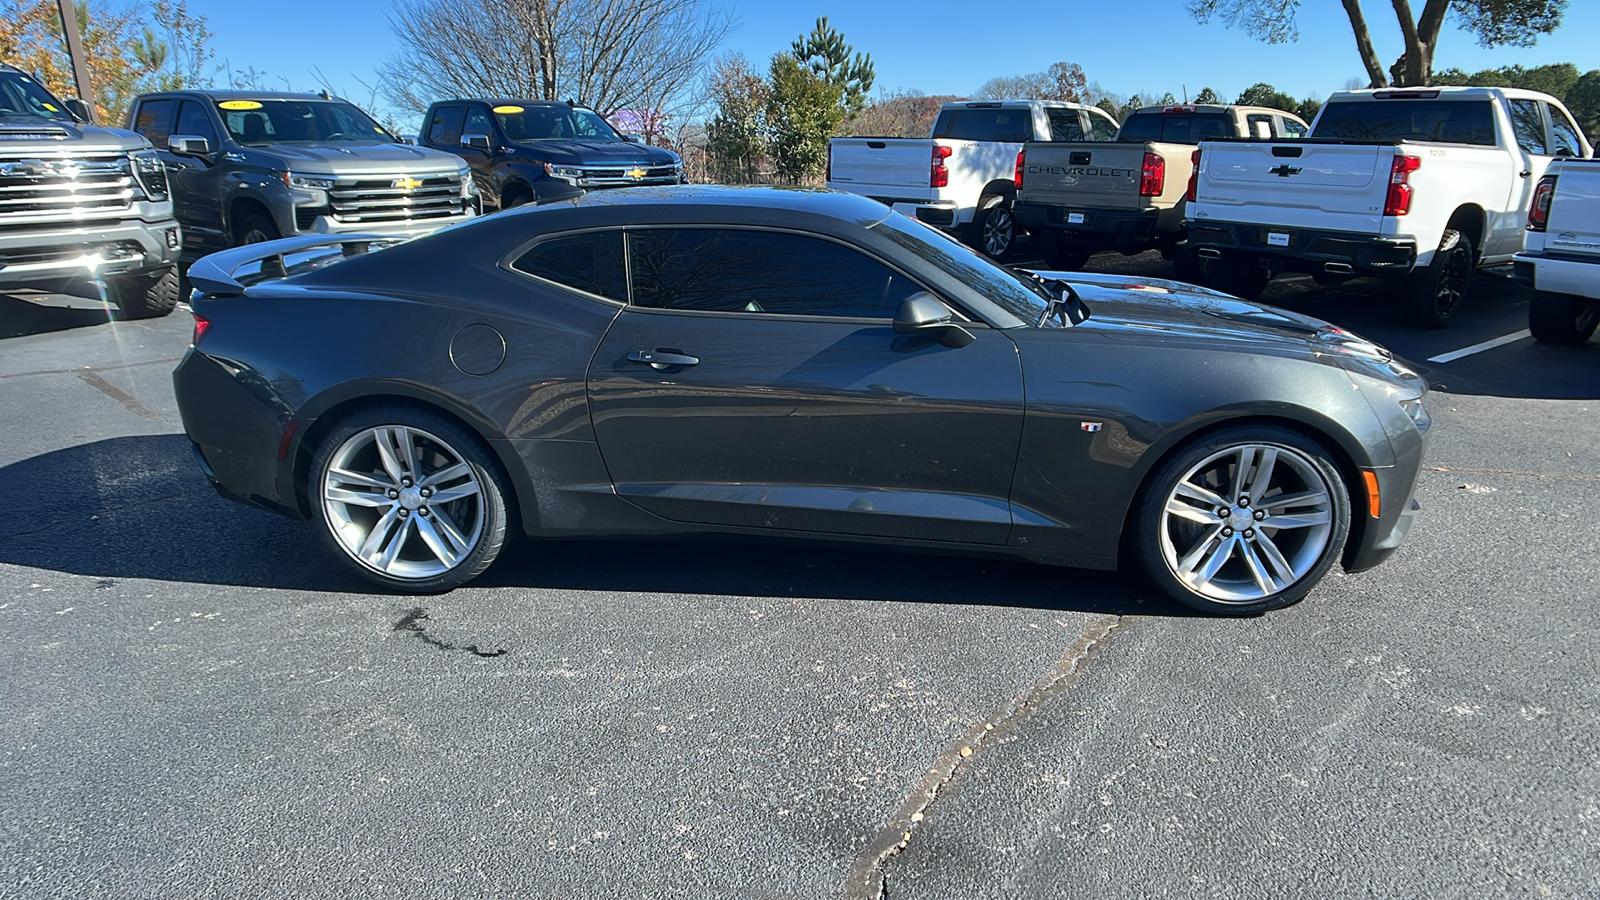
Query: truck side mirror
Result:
<box><xmin>62</xmin><ymin>96</ymin><xmax>93</xmax><ymax>123</ymax></box>
<box><xmin>461</xmin><ymin>133</ymin><xmax>492</xmax><ymax>151</ymax></box>
<box><xmin>622</xmin><ymin>133</ymin><xmax>644</xmax><ymax>144</ymax></box>
<box><xmin>168</xmin><ymin>134</ymin><xmax>212</xmax><ymax>157</ymax></box>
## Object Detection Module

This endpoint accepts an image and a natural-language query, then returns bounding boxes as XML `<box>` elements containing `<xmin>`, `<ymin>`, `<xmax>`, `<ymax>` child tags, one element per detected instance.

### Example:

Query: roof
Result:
<box><xmin>502</xmin><ymin>184</ymin><xmax>892</xmax><ymax>228</ymax></box>
<box><xmin>1327</xmin><ymin>86</ymin><xmax>1562</xmax><ymax>102</ymax></box>
<box><xmin>136</xmin><ymin>89</ymin><xmax>338</xmax><ymax>102</ymax></box>
<box><xmin>440</xmin><ymin>98</ymin><xmax>595</xmax><ymax>112</ymax></box>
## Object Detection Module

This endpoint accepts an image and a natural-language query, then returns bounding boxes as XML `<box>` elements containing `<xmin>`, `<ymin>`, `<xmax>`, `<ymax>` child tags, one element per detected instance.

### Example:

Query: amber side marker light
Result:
<box><xmin>1362</xmin><ymin>471</ymin><xmax>1382</xmax><ymax>518</ymax></box>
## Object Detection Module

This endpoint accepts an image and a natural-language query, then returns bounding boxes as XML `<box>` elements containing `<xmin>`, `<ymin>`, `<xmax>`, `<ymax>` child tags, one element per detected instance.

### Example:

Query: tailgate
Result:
<box><xmin>1192</xmin><ymin>141</ymin><xmax>1394</xmax><ymax>234</ymax></box>
<box><xmin>1019</xmin><ymin>142</ymin><xmax>1147</xmax><ymax>210</ymax></box>
<box><xmin>1547</xmin><ymin>160</ymin><xmax>1600</xmax><ymax>262</ymax></box>
<box><xmin>827</xmin><ymin>139</ymin><xmax>938</xmax><ymax>195</ymax></box>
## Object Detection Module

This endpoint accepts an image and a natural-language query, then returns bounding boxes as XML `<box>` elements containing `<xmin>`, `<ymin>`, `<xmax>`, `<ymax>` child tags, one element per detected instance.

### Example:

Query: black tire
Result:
<box><xmin>1040</xmin><ymin>230</ymin><xmax>1094</xmax><ymax>271</ymax></box>
<box><xmin>235</xmin><ymin>212</ymin><xmax>279</xmax><ymax>246</ymax></box>
<box><xmin>1399</xmin><ymin>228</ymin><xmax>1472</xmax><ymax>329</ymax></box>
<box><xmin>1132</xmin><ymin>424</ymin><xmax>1351</xmax><ymax>616</ymax></box>
<box><xmin>103</xmin><ymin>265</ymin><xmax>180</xmax><ymax>319</ymax></box>
<box><xmin>308</xmin><ymin>406</ymin><xmax>513</xmax><ymax>593</ymax></box>
<box><xmin>965</xmin><ymin>195</ymin><xmax>1016</xmax><ymax>258</ymax></box>
<box><xmin>500</xmin><ymin>186</ymin><xmax>531</xmax><ymax>210</ymax></box>
<box><xmin>1170</xmin><ymin>245</ymin><xmax>1202</xmax><ymax>284</ymax></box>
<box><xmin>1201</xmin><ymin>260</ymin><xmax>1270</xmax><ymax>301</ymax></box>
<box><xmin>1528</xmin><ymin>290</ymin><xmax>1600</xmax><ymax>346</ymax></box>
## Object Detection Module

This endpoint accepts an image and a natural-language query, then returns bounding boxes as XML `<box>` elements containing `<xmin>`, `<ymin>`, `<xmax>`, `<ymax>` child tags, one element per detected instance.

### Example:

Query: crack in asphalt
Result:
<box><xmin>75</xmin><ymin>371</ymin><xmax>167</xmax><ymax>421</ymax></box>
<box><xmin>0</xmin><ymin>355</ymin><xmax>183</xmax><ymax>381</ymax></box>
<box><xmin>843</xmin><ymin>614</ymin><xmax>1124</xmax><ymax>900</ymax></box>
<box><xmin>392</xmin><ymin>608</ymin><xmax>507</xmax><ymax>658</ymax></box>
<box><xmin>1424</xmin><ymin>464</ymin><xmax>1600</xmax><ymax>483</ymax></box>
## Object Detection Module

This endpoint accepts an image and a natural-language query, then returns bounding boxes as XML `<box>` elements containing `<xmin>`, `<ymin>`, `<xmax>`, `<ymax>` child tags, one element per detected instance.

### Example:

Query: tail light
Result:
<box><xmin>1528</xmin><ymin>175</ymin><xmax>1557</xmax><ymax>231</ymax></box>
<box><xmin>1014</xmin><ymin>149</ymin><xmax>1025</xmax><ymax>189</ymax></box>
<box><xmin>1185</xmin><ymin>149</ymin><xmax>1201</xmax><ymax>202</ymax></box>
<box><xmin>930</xmin><ymin>144</ymin><xmax>952</xmax><ymax>189</ymax></box>
<box><xmin>191</xmin><ymin>312</ymin><xmax>211</xmax><ymax>345</ymax></box>
<box><xmin>1140</xmin><ymin>152</ymin><xmax>1165</xmax><ymax>197</ymax></box>
<box><xmin>825</xmin><ymin>144</ymin><xmax>832</xmax><ymax>182</ymax></box>
<box><xmin>1384</xmin><ymin>154</ymin><xmax>1422</xmax><ymax>216</ymax></box>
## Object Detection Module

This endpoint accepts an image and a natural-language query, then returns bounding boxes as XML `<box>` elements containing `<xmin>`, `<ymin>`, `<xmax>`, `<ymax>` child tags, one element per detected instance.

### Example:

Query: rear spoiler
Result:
<box><xmin>186</xmin><ymin>234</ymin><xmax>400</xmax><ymax>296</ymax></box>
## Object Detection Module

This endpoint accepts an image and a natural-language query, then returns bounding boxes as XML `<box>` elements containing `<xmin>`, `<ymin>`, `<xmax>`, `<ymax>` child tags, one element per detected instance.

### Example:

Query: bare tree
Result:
<box><xmin>380</xmin><ymin>0</ymin><xmax>731</xmax><ymax>119</ymax></box>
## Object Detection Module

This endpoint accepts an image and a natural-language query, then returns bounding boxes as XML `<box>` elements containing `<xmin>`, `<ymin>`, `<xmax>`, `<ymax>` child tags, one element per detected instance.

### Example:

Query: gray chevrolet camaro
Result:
<box><xmin>175</xmin><ymin>186</ymin><xmax>1428</xmax><ymax>615</ymax></box>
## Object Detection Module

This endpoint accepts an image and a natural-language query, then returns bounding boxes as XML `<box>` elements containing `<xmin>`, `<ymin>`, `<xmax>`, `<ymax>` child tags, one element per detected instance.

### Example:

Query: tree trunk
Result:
<box><xmin>1339</xmin><ymin>0</ymin><xmax>1390</xmax><ymax>88</ymax></box>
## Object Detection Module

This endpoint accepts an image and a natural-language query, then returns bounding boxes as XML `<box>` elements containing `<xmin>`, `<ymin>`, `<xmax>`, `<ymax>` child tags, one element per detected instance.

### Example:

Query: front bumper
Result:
<box><xmin>1186</xmin><ymin>220</ymin><xmax>1416</xmax><ymax>277</ymax></box>
<box><xmin>0</xmin><ymin>214</ymin><xmax>182</xmax><ymax>288</ymax></box>
<box><xmin>295</xmin><ymin>208</ymin><xmax>476</xmax><ymax>239</ymax></box>
<box><xmin>1514</xmin><ymin>251</ymin><xmax>1600</xmax><ymax>301</ymax></box>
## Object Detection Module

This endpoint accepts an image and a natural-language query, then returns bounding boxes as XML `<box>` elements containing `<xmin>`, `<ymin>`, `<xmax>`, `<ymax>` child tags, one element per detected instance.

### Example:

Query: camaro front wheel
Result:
<box><xmin>1134</xmin><ymin>426</ymin><xmax>1351</xmax><ymax>615</ymax></box>
<box><xmin>310</xmin><ymin>408</ymin><xmax>510</xmax><ymax>593</ymax></box>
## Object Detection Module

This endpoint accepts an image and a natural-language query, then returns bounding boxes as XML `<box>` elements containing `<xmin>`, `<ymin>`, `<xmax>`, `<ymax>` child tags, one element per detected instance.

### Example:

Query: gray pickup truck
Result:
<box><xmin>1014</xmin><ymin>103</ymin><xmax>1307</xmax><ymax>272</ymax></box>
<box><xmin>0</xmin><ymin>64</ymin><xmax>182</xmax><ymax>318</ymax></box>
<box><xmin>126</xmin><ymin>90</ymin><xmax>477</xmax><ymax>261</ymax></box>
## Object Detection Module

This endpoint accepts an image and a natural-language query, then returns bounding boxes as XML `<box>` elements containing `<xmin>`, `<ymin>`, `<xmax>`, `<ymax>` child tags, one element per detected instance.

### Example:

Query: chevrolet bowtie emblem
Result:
<box><xmin>393</xmin><ymin>176</ymin><xmax>423</xmax><ymax>190</ymax></box>
<box><xmin>626</xmin><ymin>167</ymin><xmax>647</xmax><ymax>181</ymax></box>
<box><xmin>1268</xmin><ymin>164</ymin><xmax>1303</xmax><ymax>177</ymax></box>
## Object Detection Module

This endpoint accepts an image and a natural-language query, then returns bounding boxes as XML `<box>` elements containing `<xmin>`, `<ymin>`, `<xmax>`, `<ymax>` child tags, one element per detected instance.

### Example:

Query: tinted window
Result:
<box><xmin>1313</xmin><ymin>100</ymin><xmax>1496</xmax><ymax>146</ymax></box>
<box><xmin>1547</xmin><ymin>103</ymin><xmax>1584</xmax><ymax>157</ymax></box>
<box><xmin>0</xmin><ymin>71</ymin><xmax>73</xmax><ymax>122</ymax></box>
<box><xmin>628</xmin><ymin>229</ymin><xmax>923</xmax><ymax>319</ymax></box>
<box><xmin>133</xmin><ymin>99</ymin><xmax>177</xmax><ymax>145</ymax></box>
<box><xmin>1046</xmin><ymin>110</ymin><xmax>1083</xmax><ymax>142</ymax></box>
<box><xmin>219</xmin><ymin>100</ymin><xmax>391</xmax><ymax>144</ymax></box>
<box><xmin>511</xmin><ymin>231</ymin><xmax>627</xmax><ymax>301</ymax></box>
<box><xmin>1117</xmin><ymin>112</ymin><xmax>1233</xmax><ymax>143</ymax></box>
<box><xmin>173</xmin><ymin>100</ymin><xmax>217</xmax><ymax>143</ymax></box>
<box><xmin>494</xmin><ymin>104</ymin><xmax>624</xmax><ymax>142</ymax></box>
<box><xmin>427</xmin><ymin>105</ymin><xmax>463</xmax><ymax>145</ymax></box>
<box><xmin>1281</xmin><ymin>118</ymin><xmax>1308</xmax><ymax>138</ymax></box>
<box><xmin>1088</xmin><ymin>112</ymin><xmax>1119</xmax><ymax>141</ymax></box>
<box><xmin>1509</xmin><ymin>99</ymin><xmax>1547</xmax><ymax>154</ymax></box>
<box><xmin>872</xmin><ymin>213</ymin><xmax>1051</xmax><ymax>325</ymax></box>
<box><xmin>463</xmin><ymin>106</ymin><xmax>493</xmax><ymax>138</ymax></box>
<box><xmin>932</xmin><ymin>108</ymin><xmax>1034</xmax><ymax>142</ymax></box>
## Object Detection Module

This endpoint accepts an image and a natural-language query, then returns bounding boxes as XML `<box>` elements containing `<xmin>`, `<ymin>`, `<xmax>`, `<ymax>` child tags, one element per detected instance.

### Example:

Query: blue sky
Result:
<box><xmin>198</xmin><ymin>0</ymin><xmax>1598</xmax><ymax>119</ymax></box>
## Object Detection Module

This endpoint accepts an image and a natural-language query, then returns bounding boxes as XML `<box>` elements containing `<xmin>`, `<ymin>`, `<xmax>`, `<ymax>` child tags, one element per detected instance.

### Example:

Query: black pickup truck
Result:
<box><xmin>419</xmin><ymin>99</ymin><xmax>684</xmax><ymax>209</ymax></box>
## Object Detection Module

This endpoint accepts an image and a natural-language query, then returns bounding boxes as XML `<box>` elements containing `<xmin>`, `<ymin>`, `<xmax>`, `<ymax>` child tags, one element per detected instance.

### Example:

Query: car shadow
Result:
<box><xmin>6</xmin><ymin>434</ymin><xmax>1184</xmax><ymax>616</ymax></box>
<box><xmin>0</xmin><ymin>290</ymin><xmax>114</xmax><ymax>340</ymax></box>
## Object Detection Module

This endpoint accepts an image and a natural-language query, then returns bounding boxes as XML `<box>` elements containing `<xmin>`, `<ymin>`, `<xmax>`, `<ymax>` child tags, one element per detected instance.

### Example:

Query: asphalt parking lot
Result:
<box><xmin>3</xmin><ymin>257</ymin><xmax>1598</xmax><ymax>899</ymax></box>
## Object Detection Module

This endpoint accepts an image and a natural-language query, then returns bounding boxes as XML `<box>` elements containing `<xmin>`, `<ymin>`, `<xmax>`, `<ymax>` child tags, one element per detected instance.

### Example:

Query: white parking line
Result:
<box><xmin>1427</xmin><ymin>329</ymin><xmax>1532</xmax><ymax>363</ymax></box>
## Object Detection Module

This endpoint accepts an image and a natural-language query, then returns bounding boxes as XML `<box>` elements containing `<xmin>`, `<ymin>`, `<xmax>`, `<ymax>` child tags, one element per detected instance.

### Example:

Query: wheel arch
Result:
<box><xmin>228</xmin><ymin>195</ymin><xmax>278</xmax><ymax>242</ymax></box>
<box><xmin>1445</xmin><ymin>204</ymin><xmax>1487</xmax><ymax>263</ymax></box>
<box><xmin>978</xmin><ymin>179</ymin><xmax>1017</xmax><ymax>206</ymax></box>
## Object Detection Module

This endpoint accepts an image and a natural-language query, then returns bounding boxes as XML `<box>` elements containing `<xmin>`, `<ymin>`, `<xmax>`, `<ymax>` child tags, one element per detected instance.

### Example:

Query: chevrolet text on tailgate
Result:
<box><xmin>826</xmin><ymin>100</ymin><xmax>1120</xmax><ymax>257</ymax></box>
<box><xmin>1517</xmin><ymin>158</ymin><xmax>1600</xmax><ymax>345</ymax></box>
<box><xmin>1186</xmin><ymin>87</ymin><xmax>1592</xmax><ymax>327</ymax></box>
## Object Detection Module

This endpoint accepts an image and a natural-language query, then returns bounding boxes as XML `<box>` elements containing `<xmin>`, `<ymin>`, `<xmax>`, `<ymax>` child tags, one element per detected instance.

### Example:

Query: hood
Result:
<box><xmin>517</xmin><ymin>139</ymin><xmax>680</xmax><ymax>166</ymax></box>
<box><xmin>0</xmin><ymin>118</ymin><xmax>149</xmax><ymax>153</ymax></box>
<box><xmin>256</xmin><ymin>141</ymin><xmax>465</xmax><ymax>173</ymax></box>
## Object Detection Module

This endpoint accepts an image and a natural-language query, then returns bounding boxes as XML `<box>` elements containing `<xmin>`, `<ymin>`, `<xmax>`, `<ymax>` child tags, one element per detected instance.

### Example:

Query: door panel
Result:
<box><xmin>586</xmin><ymin>310</ymin><xmax>1025</xmax><ymax>544</ymax></box>
<box><xmin>163</xmin><ymin>100</ymin><xmax>226</xmax><ymax>252</ymax></box>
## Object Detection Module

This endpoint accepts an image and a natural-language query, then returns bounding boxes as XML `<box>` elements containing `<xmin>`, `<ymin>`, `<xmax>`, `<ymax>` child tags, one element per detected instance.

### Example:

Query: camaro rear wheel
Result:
<box><xmin>310</xmin><ymin>408</ymin><xmax>510</xmax><ymax>592</ymax></box>
<box><xmin>1134</xmin><ymin>426</ymin><xmax>1350</xmax><ymax>615</ymax></box>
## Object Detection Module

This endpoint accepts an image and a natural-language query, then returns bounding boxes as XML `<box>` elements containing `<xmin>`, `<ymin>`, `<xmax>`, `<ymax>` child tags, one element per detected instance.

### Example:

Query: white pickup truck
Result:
<box><xmin>826</xmin><ymin>99</ymin><xmax>1120</xmax><ymax>257</ymax></box>
<box><xmin>1516</xmin><ymin>158</ymin><xmax>1600</xmax><ymax>344</ymax></box>
<box><xmin>1186</xmin><ymin>87</ymin><xmax>1592</xmax><ymax>327</ymax></box>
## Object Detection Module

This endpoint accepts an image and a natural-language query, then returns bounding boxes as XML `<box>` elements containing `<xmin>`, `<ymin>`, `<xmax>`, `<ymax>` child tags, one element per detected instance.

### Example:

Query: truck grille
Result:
<box><xmin>327</xmin><ymin>173</ymin><xmax>465</xmax><ymax>224</ymax></box>
<box><xmin>0</xmin><ymin>153</ymin><xmax>135</xmax><ymax>220</ymax></box>
<box><xmin>575</xmin><ymin>165</ymin><xmax>680</xmax><ymax>188</ymax></box>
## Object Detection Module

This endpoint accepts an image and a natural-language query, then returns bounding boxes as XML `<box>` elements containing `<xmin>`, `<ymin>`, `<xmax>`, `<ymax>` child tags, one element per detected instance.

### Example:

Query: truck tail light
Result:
<box><xmin>1185</xmin><ymin>149</ymin><xmax>1200</xmax><ymax>202</ymax></box>
<box><xmin>1140</xmin><ymin>152</ymin><xmax>1165</xmax><ymax>197</ymax></box>
<box><xmin>191</xmin><ymin>312</ymin><xmax>210</xmax><ymax>345</ymax></box>
<box><xmin>1014</xmin><ymin>149</ymin><xmax>1025</xmax><ymax>189</ymax></box>
<box><xmin>1528</xmin><ymin>175</ymin><xmax>1557</xmax><ymax>231</ymax></box>
<box><xmin>930</xmin><ymin>144</ymin><xmax>952</xmax><ymax>189</ymax></box>
<box><xmin>1384</xmin><ymin>154</ymin><xmax>1422</xmax><ymax>216</ymax></box>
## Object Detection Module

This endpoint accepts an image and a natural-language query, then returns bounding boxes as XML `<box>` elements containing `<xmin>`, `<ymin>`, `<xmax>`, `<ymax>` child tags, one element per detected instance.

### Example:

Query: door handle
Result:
<box><xmin>1520</xmin><ymin>170</ymin><xmax>1532</xmax><ymax>177</ymax></box>
<box><xmin>626</xmin><ymin>348</ymin><xmax>699</xmax><ymax>369</ymax></box>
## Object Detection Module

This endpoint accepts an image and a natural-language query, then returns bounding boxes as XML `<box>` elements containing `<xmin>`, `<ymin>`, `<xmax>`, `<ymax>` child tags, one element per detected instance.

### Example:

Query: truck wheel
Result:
<box><xmin>1400</xmin><ymin>229</ymin><xmax>1472</xmax><ymax>329</ymax></box>
<box><xmin>236</xmin><ymin>213</ymin><xmax>280</xmax><ymax>246</ymax></box>
<box><xmin>1040</xmin><ymin>231</ymin><xmax>1093</xmax><ymax>271</ymax></box>
<box><xmin>1171</xmin><ymin>246</ymin><xmax>1202</xmax><ymax>284</ymax></box>
<box><xmin>103</xmin><ymin>265</ymin><xmax>180</xmax><ymax>319</ymax></box>
<box><xmin>1203</xmin><ymin>260</ymin><xmax>1270</xmax><ymax>301</ymax></box>
<box><xmin>966</xmin><ymin>195</ymin><xmax>1016</xmax><ymax>258</ymax></box>
<box><xmin>1529</xmin><ymin>291</ymin><xmax>1600</xmax><ymax>345</ymax></box>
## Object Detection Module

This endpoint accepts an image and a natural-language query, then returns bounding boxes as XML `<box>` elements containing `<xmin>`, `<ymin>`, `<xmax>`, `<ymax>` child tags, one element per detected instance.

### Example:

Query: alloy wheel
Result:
<box><xmin>1158</xmin><ymin>443</ymin><xmax>1335</xmax><ymax>604</ymax></box>
<box><xmin>1433</xmin><ymin>246</ymin><xmax>1471</xmax><ymax>319</ymax></box>
<box><xmin>321</xmin><ymin>425</ymin><xmax>485</xmax><ymax>580</ymax></box>
<box><xmin>982</xmin><ymin>206</ymin><xmax>1015</xmax><ymax>257</ymax></box>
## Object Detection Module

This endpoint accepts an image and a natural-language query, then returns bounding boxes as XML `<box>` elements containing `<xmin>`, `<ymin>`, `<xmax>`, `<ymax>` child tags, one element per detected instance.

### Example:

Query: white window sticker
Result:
<box><xmin>1067</xmin><ymin>212</ymin><xmax>1086</xmax><ymax>224</ymax></box>
<box><xmin>1267</xmin><ymin>232</ymin><xmax>1290</xmax><ymax>247</ymax></box>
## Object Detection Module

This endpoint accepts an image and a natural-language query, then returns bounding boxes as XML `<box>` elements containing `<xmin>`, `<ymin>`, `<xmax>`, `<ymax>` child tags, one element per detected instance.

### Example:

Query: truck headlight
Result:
<box><xmin>545</xmin><ymin>163</ymin><xmax>583</xmax><ymax>183</ymax></box>
<box><xmin>130</xmin><ymin>150</ymin><xmax>168</xmax><ymax>201</ymax></box>
<box><xmin>459</xmin><ymin>169</ymin><xmax>478</xmax><ymax>196</ymax></box>
<box><xmin>283</xmin><ymin>172</ymin><xmax>337</xmax><ymax>190</ymax></box>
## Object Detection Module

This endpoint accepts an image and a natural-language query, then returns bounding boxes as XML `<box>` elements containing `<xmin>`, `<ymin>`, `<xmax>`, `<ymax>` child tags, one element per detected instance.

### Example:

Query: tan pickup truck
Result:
<box><xmin>1014</xmin><ymin>104</ymin><xmax>1307</xmax><ymax>272</ymax></box>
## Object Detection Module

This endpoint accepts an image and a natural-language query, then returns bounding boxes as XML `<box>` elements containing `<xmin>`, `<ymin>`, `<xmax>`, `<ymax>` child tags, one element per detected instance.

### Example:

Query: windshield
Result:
<box><xmin>217</xmin><ymin>99</ymin><xmax>394</xmax><ymax>144</ymax></box>
<box><xmin>1313</xmin><ymin>100</ymin><xmax>1496</xmax><ymax>146</ymax></box>
<box><xmin>0</xmin><ymin>71</ymin><xmax>73</xmax><ymax>122</ymax></box>
<box><xmin>492</xmin><ymin>104</ymin><xmax>624</xmax><ymax>142</ymax></box>
<box><xmin>872</xmin><ymin>212</ymin><xmax>1054</xmax><ymax>325</ymax></box>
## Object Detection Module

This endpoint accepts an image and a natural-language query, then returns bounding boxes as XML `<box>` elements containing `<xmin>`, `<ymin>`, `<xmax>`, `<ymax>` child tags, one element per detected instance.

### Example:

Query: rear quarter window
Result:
<box><xmin>1116</xmin><ymin>112</ymin><xmax>1233</xmax><ymax>143</ymax></box>
<box><xmin>1312</xmin><ymin>100</ymin><xmax>1497</xmax><ymax>146</ymax></box>
<box><xmin>511</xmin><ymin>230</ymin><xmax>628</xmax><ymax>302</ymax></box>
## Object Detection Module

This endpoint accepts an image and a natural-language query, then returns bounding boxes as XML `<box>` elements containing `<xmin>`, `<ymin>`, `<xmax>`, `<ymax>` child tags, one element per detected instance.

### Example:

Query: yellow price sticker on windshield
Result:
<box><xmin>218</xmin><ymin>100</ymin><xmax>264</xmax><ymax>110</ymax></box>
<box><xmin>492</xmin><ymin>105</ymin><xmax>524</xmax><ymax>114</ymax></box>
<box><xmin>42</xmin><ymin>103</ymin><xmax>58</xmax><ymax>111</ymax></box>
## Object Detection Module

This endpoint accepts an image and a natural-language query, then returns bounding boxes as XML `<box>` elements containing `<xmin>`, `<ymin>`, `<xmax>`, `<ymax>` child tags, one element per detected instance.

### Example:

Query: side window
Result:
<box><xmin>1509</xmin><ymin>99</ymin><xmax>1547</xmax><ymax>155</ymax></box>
<box><xmin>1246</xmin><ymin>114</ymin><xmax>1274</xmax><ymax>139</ymax></box>
<box><xmin>1089</xmin><ymin>111</ymin><xmax>1119</xmax><ymax>142</ymax></box>
<box><xmin>427</xmin><ymin>105</ymin><xmax>463</xmax><ymax>145</ymax></box>
<box><xmin>1280</xmin><ymin>117</ymin><xmax>1308</xmax><ymax>139</ymax></box>
<box><xmin>173</xmin><ymin>100</ymin><xmax>217</xmax><ymax>144</ymax></box>
<box><xmin>1546</xmin><ymin>103</ymin><xmax>1584</xmax><ymax>157</ymax></box>
<box><xmin>1046</xmin><ymin>109</ymin><xmax>1083</xmax><ymax>142</ymax></box>
<box><xmin>628</xmin><ymin>229</ymin><xmax>924</xmax><ymax>319</ymax></box>
<box><xmin>132</xmin><ymin>99</ymin><xmax>177</xmax><ymax>145</ymax></box>
<box><xmin>511</xmin><ymin>230</ymin><xmax>627</xmax><ymax>301</ymax></box>
<box><xmin>463</xmin><ymin>106</ymin><xmax>494</xmax><ymax>139</ymax></box>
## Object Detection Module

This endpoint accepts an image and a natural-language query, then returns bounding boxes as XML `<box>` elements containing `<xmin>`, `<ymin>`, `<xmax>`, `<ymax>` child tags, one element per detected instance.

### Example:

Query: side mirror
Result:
<box><xmin>168</xmin><ymin>134</ymin><xmax>212</xmax><ymax>157</ymax></box>
<box><xmin>461</xmin><ymin>133</ymin><xmax>492</xmax><ymax>151</ymax></box>
<box><xmin>893</xmin><ymin>292</ymin><xmax>974</xmax><ymax>348</ymax></box>
<box><xmin>623</xmin><ymin>133</ymin><xmax>644</xmax><ymax>144</ymax></box>
<box><xmin>61</xmin><ymin>96</ymin><xmax>93</xmax><ymax>123</ymax></box>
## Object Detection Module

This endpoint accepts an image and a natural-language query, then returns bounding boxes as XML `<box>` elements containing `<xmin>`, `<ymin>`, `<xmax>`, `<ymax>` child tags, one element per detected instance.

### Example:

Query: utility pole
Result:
<box><xmin>57</xmin><ymin>0</ymin><xmax>97</xmax><ymax>124</ymax></box>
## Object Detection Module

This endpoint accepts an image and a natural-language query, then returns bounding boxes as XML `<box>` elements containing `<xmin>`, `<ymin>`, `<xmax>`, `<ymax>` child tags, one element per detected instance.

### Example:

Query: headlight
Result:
<box><xmin>129</xmin><ymin>150</ymin><xmax>168</xmax><ymax>201</ymax></box>
<box><xmin>282</xmin><ymin>172</ymin><xmax>337</xmax><ymax>190</ymax></box>
<box><xmin>1399</xmin><ymin>397</ymin><xmax>1431</xmax><ymax>434</ymax></box>
<box><xmin>459</xmin><ymin>169</ymin><xmax>478</xmax><ymax>196</ymax></box>
<box><xmin>545</xmin><ymin>163</ymin><xmax>583</xmax><ymax>182</ymax></box>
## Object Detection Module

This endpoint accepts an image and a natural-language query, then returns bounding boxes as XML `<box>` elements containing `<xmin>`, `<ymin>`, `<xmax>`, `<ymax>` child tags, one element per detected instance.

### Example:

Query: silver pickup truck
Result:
<box><xmin>1517</xmin><ymin>158</ymin><xmax>1600</xmax><ymax>344</ymax></box>
<box><xmin>0</xmin><ymin>64</ymin><xmax>182</xmax><ymax>318</ymax></box>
